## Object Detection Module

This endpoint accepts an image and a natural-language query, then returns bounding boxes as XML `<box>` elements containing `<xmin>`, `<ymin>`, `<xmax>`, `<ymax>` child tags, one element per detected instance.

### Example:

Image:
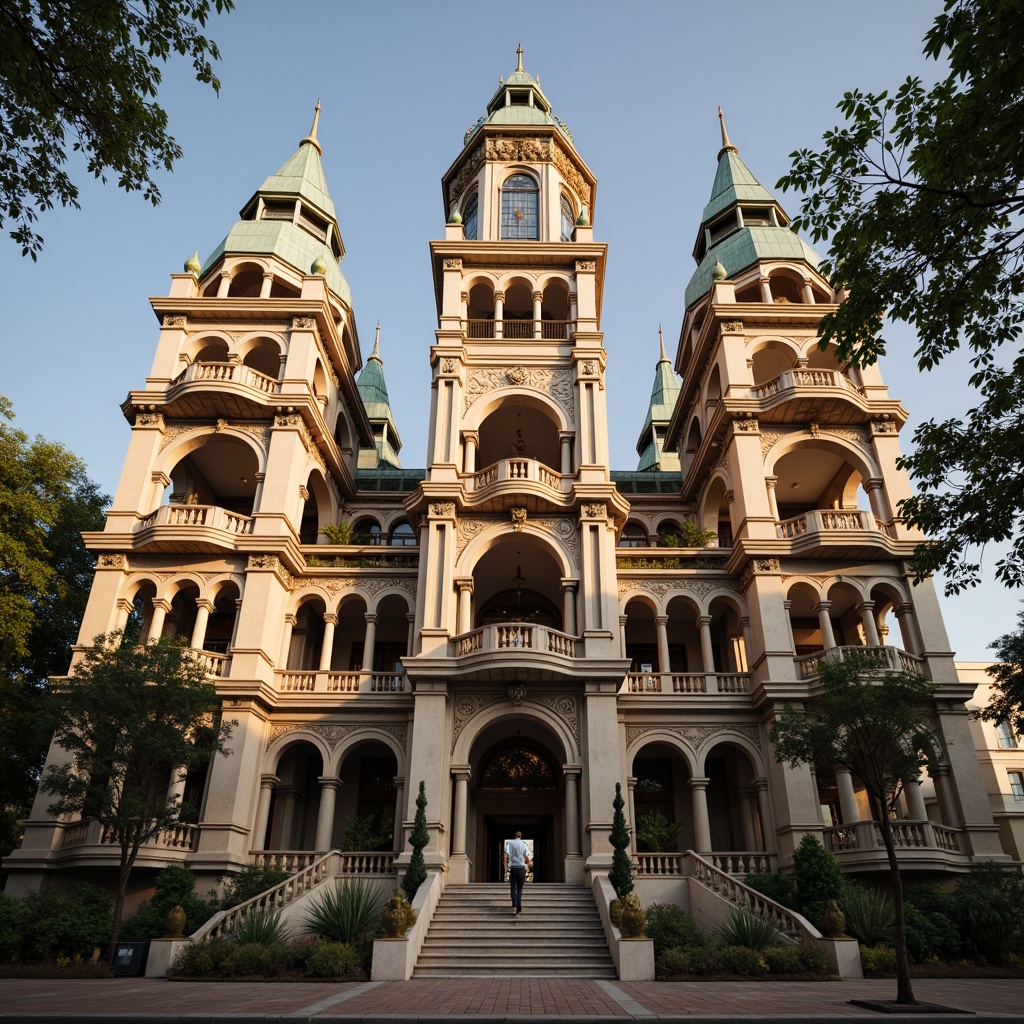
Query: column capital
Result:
<box><xmin>764</xmin><ymin>475</ymin><xmax>778</xmax><ymax>488</ymax></box>
<box><xmin>196</xmin><ymin>598</ymin><xmax>216</xmax><ymax>613</ymax></box>
<box><xmin>562</xmin><ymin>763</ymin><xmax>582</xmax><ymax>779</ymax></box>
<box><xmin>323</xmin><ymin>612</ymin><xmax>338</xmax><ymax>626</ymax></box>
<box><xmin>560</xmin><ymin>577</ymin><xmax>579</xmax><ymax>593</ymax></box>
<box><xmin>317</xmin><ymin>776</ymin><xmax>342</xmax><ymax>791</ymax></box>
<box><xmin>815</xmin><ymin>600</ymin><xmax>832</xmax><ymax>612</ymax></box>
<box><xmin>753</xmin><ymin>777</ymin><xmax>769</xmax><ymax>793</ymax></box>
<box><xmin>696</xmin><ymin>614</ymin><xmax>712</xmax><ymax>628</ymax></box>
<box><xmin>688</xmin><ymin>776</ymin><xmax>711</xmax><ymax>792</ymax></box>
<box><xmin>364</xmin><ymin>612</ymin><xmax>379</xmax><ymax>625</ymax></box>
<box><xmin>260</xmin><ymin>774</ymin><xmax>280</xmax><ymax>789</ymax></box>
<box><xmin>284</xmin><ymin>612</ymin><xmax>297</xmax><ymax>625</ymax></box>
<box><xmin>461</xmin><ymin>429</ymin><xmax>479</xmax><ymax>444</ymax></box>
<box><xmin>655</xmin><ymin>614</ymin><xmax>669</xmax><ymax>627</ymax></box>
<box><xmin>625</xmin><ymin>774</ymin><xmax>637</xmax><ymax>792</ymax></box>
<box><xmin>152</xmin><ymin>597</ymin><xmax>173</xmax><ymax>613</ymax></box>
<box><xmin>855</xmin><ymin>600</ymin><xmax>876</xmax><ymax>613</ymax></box>
<box><xmin>450</xmin><ymin>765</ymin><xmax>472</xmax><ymax>782</ymax></box>
<box><xmin>453</xmin><ymin>577</ymin><xmax>475</xmax><ymax>594</ymax></box>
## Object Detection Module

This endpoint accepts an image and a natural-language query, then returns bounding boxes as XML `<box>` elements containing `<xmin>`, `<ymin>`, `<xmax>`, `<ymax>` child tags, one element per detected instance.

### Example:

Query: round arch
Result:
<box><xmin>455</xmin><ymin>521</ymin><xmax>575</xmax><ymax>581</ymax></box>
<box><xmin>325</xmin><ymin>727</ymin><xmax>407</xmax><ymax>778</ymax></box>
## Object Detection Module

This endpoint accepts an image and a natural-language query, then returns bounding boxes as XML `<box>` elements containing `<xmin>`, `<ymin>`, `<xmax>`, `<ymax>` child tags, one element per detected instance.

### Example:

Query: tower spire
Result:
<box><xmin>717</xmin><ymin>106</ymin><xmax>738</xmax><ymax>160</ymax></box>
<box><xmin>658</xmin><ymin>324</ymin><xmax>668</xmax><ymax>363</ymax></box>
<box><xmin>301</xmin><ymin>99</ymin><xmax>323</xmax><ymax>156</ymax></box>
<box><xmin>371</xmin><ymin>321</ymin><xmax>382</xmax><ymax>361</ymax></box>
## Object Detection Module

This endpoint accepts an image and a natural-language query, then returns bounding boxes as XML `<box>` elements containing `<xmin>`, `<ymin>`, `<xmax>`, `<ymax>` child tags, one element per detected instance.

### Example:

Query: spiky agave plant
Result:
<box><xmin>303</xmin><ymin>879</ymin><xmax>386</xmax><ymax>944</ymax></box>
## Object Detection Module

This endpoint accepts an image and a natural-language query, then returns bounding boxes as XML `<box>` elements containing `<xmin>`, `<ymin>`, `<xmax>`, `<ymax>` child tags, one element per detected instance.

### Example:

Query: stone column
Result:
<box><xmin>455</xmin><ymin>578</ymin><xmax>474</xmax><ymax>636</ymax></box>
<box><xmin>816</xmin><ymin>601</ymin><xmax>837</xmax><ymax>651</ymax></box>
<box><xmin>857</xmin><ymin>602</ymin><xmax>881</xmax><ymax>647</ymax></box>
<box><xmin>462</xmin><ymin>431</ymin><xmax>478</xmax><ymax>474</ymax></box>
<box><xmin>314</xmin><ymin>778</ymin><xmax>340</xmax><ymax>852</ymax></box>
<box><xmin>494</xmin><ymin>290</ymin><xmax>504</xmax><ymax>338</ymax></box>
<box><xmin>618</xmin><ymin>614</ymin><xmax>628</xmax><ymax>659</ymax></box>
<box><xmin>754</xmin><ymin>778</ymin><xmax>773</xmax><ymax>851</ymax></box>
<box><xmin>260</xmin><ymin>272</ymin><xmax>274</xmax><ymax>298</ymax></box>
<box><xmin>217</xmin><ymin>271</ymin><xmax>231</xmax><ymax>297</ymax></box>
<box><xmin>759</xmin><ymin>276</ymin><xmax>773</xmax><ymax>303</ymax></box>
<box><xmin>740</xmin><ymin>617</ymin><xmax>754</xmax><ymax>670</ymax></box>
<box><xmin>165</xmin><ymin>766</ymin><xmax>187</xmax><ymax>813</ymax></box>
<box><xmin>451</xmin><ymin>768</ymin><xmax>471</xmax><ymax>856</ymax></box>
<box><xmin>782</xmin><ymin>601</ymin><xmax>797</xmax><ymax>654</ymax></box>
<box><xmin>765</xmin><ymin>476</ymin><xmax>780</xmax><ymax>520</ymax></box>
<box><xmin>275</xmin><ymin>785</ymin><xmax>301</xmax><ymax>849</ymax></box>
<box><xmin>564</xmin><ymin>765</ymin><xmax>582</xmax><ymax>858</ymax></box>
<box><xmin>279</xmin><ymin>613</ymin><xmax>296</xmax><ymax>668</ymax></box>
<box><xmin>406</xmin><ymin>614</ymin><xmax>416</xmax><ymax>659</ymax></box>
<box><xmin>894</xmin><ymin>604</ymin><xmax>923</xmax><ymax>656</ymax></box>
<box><xmin>558</xmin><ymin>578</ymin><xmax>577</xmax><ymax>636</ymax></box>
<box><xmin>532</xmin><ymin>289</ymin><xmax>543</xmax><ymax>338</ymax></box>
<box><xmin>148</xmin><ymin>597</ymin><xmax>171</xmax><ymax>641</ymax></box>
<box><xmin>690</xmin><ymin>777</ymin><xmax>712</xmax><ymax>853</ymax></box>
<box><xmin>392</xmin><ymin>776</ymin><xmax>405</xmax><ymax>854</ymax></box>
<box><xmin>835</xmin><ymin>769</ymin><xmax>860</xmax><ymax>824</ymax></box>
<box><xmin>697</xmin><ymin>615</ymin><xmax>716</xmax><ymax>684</ymax></box>
<box><xmin>253</xmin><ymin>471</ymin><xmax>266</xmax><ymax>513</ymax></box>
<box><xmin>190</xmin><ymin>599</ymin><xmax>214</xmax><ymax>649</ymax></box>
<box><xmin>738</xmin><ymin>787</ymin><xmax>757</xmax><ymax>850</ymax></box>
<box><xmin>318</xmin><ymin>613</ymin><xmax>337</xmax><ymax>672</ymax></box>
<box><xmin>904</xmin><ymin>775</ymin><xmax>928</xmax><ymax>820</ymax></box>
<box><xmin>863</xmin><ymin>478</ymin><xmax>892</xmax><ymax>524</ymax></box>
<box><xmin>801</xmin><ymin>280</ymin><xmax>815</xmax><ymax>304</ymax></box>
<box><xmin>361</xmin><ymin>613</ymin><xmax>378</xmax><ymax>671</ymax></box>
<box><xmin>656</xmin><ymin>615</ymin><xmax>671</xmax><ymax>682</ymax></box>
<box><xmin>929</xmin><ymin>765</ymin><xmax>962</xmax><ymax>829</ymax></box>
<box><xmin>626</xmin><ymin>776</ymin><xmax>638</xmax><ymax>854</ymax></box>
<box><xmin>558</xmin><ymin>431</ymin><xmax>574</xmax><ymax>475</ymax></box>
<box><xmin>253</xmin><ymin>774</ymin><xmax>278</xmax><ymax>851</ymax></box>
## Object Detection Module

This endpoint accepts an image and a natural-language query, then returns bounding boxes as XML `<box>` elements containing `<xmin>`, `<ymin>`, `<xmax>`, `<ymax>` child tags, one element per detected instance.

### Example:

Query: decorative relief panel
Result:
<box><xmin>739</xmin><ymin>558</ymin><xmax>782</xmax><ymax>590</ymax></box>
<box><xmin>447</xmin><ymin>143</ymin><xmax>485</xmax><ymax>207</ymax></box>
<box><xmin>616</xmin><ymin>578</ymin><xmax>742</xmax><ymax>600</ymax></box>
<box><xmin>551</xmin><ymin>145</ymin><xmax>591</xmax><ymax>206</ymax></box>
<box><xmin>135</xmin><ymin>412</ymin><xmax>164</xmax><ymax>428</ymax></box>
<box><xmin>582</xmin><ymin>502</ymin><xmax>606</xmax><ymax>519</ymax></box>
<box><xmin>97</xmin><ymin>554</ymin><xmax>128</xmax><ymax>569</ymax></box>
<box><xmin>486</xmin><ymin>136</ymin><xmax>551</xmax><ymax>163</ymax></box>
<box><xmin>575</xmin><ymin>260</ymin><xmax>596</xmax><ymax>272</ymax></box>
<box><xmin>291</xmin><ymin>317</ymin><xmax>317</xmax><ymax>331</ymax></box>
<box><xmin>455</xmin><ymin>516</ymin><xmax>579</xmax><ymax>565</ymax></box>
<box><xmin>451</xmin><ymin>692</ymin><xmax>578</xmax><ymax>753</ymax></box>
<box><xmin>870</xmin><ymin>418</ymin><xmax>898</xmax><ymax>435</ymax></box>
<box><xmin>625</xmin><ymin>723</ymin><xmax>761</xmax><ymax>753</ymax></box>
<box><xmin>443</xmin><ymin>259</ymin><xmax>463</xmax><ymax>271</ymax></box>
<box><xmin>464</xmin><ymin>366</ymin><xmax>573</xmax><ymax>416</ymax></box>
<box><xmin>733</xmin><ymin>417</ymin><xmax>760</xmax><ymax>433</ymax></box>
<box><xmin>268</xmin><ymin>722</ymin><xmax>407</xmax><ymax>751</ymax></box>
<box><xmin>246</xmin><ymin>554</ymin><xmax>294</xmax><ymax>590</ymax></box>
<box><xmin>162</xmin><ymin>315</ymin><xmax>186</xmax><ymax>329</ymax></box>
<box><xmin>429</xmin><ymin>502</ymin><xmax>456</xmax><ymax>518</ymax></box>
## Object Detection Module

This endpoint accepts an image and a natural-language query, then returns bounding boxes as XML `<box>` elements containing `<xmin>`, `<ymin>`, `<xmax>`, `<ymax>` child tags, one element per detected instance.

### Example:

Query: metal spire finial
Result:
<box><xmin>301</xmin><ymin>99</ymin><xmax>323</xmax><ymax>155</ymax></box>
<box><xmin>370</xmin><ymin>321</ymin><xmax>382</xmax><ymax>361</ymax></box>
<box><xmin>516</xmin><ymin>44</ymin><xmax>524</xmax><ymax>72</ymax></box>
<box><xmin>717</xmin><ymin>106</ymin><xmax>738</xmax><ymax>159</ymax></box>
<box><xmin>658</xmin><ymin>324</ymin><xmax>668</xmax><ymax>363</ymax></box>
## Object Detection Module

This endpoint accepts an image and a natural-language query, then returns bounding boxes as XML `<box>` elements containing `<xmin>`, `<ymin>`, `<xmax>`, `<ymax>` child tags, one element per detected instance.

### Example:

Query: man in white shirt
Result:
<box><xmin>504</xmin><ymin>830</ymin><xmax>531</xmax><ymax>919</ymax></box>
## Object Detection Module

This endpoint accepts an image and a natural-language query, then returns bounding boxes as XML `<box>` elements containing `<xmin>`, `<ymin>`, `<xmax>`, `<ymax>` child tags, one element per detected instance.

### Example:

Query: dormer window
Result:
<box><xmin>464</xmin><ymin>192</ymin><xmax>479</xmax><ymax>241</ymax></box>
<box><xmin>501</xmin><ymin>174</ymin><xmax>539</xmax><ymax>240</ymax></box>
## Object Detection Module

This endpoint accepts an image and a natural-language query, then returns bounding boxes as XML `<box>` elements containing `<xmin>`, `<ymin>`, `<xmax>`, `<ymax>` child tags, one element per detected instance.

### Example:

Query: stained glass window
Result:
<box><xmin>501</xmin><ymin>174</ymin><xmax>538</xmax><ymax>240</ymax></box>
<box><xmin>480</xmin><ymin>746</ymin><xmax>556</xmax><ymax>790</ymax></box>
<box><xmin>463</xmin><ymin>193</ymin><xmax>478</xmax><ymax>241</ymax></box>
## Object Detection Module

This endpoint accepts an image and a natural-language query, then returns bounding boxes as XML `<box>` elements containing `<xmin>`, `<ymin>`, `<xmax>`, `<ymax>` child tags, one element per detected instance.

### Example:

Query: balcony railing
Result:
<box><xmin>625</xmin><ymin>671</ymin><xmax>750</xmax><ymax>694</ymax></box>
<box><xmin>451</xmin><ymin>623</ymin><xmax>579</xmax><ymax>658</ymax></box>
<box><xmin>251</xmin><ymin>849</ymin><xmax>396</xmax><ymax>875</ymax></box>
<box><xmin>822</xmin><ymin>819</ymin><xmax>963</xmax><ymax>855</ymax></box>
<box><xmin>464</xmin><ymin>458</ymin><xmax>566</xmax><ymax>493</ymax></box>
<box><xmin>61</xmin><ymin>818</ymin><xmax>197</xmax><ymax>851</ymax></box>
<box><xmin>276</xmin><ymin>670</ymin><xmax>408</xmax><ymax>694</ymax></box>
<box><xmin>137</xmin><ymin>504</ymin><xmax>254</xmax><ymax>535</ymax></box>
<box><xmin>751</xmin><ymin>368</ymin><xmax>862</xmax><ymax>401</ymax></box>
<box><xmin>776</xmin><ymin>508</ymin><xmax>896</xmax><ymax>540</ymax></box>
<box><xmin>191</xmin><ymin>648</ymin><xmax>231</xmax><ymax>678</ymax></box>
<box><xmin>794</xmin><ymin>645</ymin><xmax>926</xmax><ymax>680</ymax></box>
<box><xmin>463</xmin><ymin>318</ymin><xmax>574</xmax><ymax>340</ymax></box>
<box><xmin>171</xmin><ymin>361</ymin><xmax>281</xmax><ymax>395</ymax></box>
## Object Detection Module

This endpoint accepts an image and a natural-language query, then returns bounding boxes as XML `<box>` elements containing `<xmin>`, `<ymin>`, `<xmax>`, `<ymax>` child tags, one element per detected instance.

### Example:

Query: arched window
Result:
<box><xmin>619</xmin><ymin>523</ymin><xmax>648</xmax><ymax>548</ymax></box>
<box><xmin>463</xmin><ymin>192</ymin><xmax>478</xmax><ymax>241</ymax></box>
<box><xmin>501</xmin><ymin>174</ymin><xmax>539</xmax><ymax>240</ymax></box>
<box><xmin>560</xmin><ymin>194</ymin><xmax>575</xmax><ymax>242</ymax></box>
<box><xmin>388</xmin><ymin>521</ymin><xmax>416</xmax><ymax>547</ymax></box>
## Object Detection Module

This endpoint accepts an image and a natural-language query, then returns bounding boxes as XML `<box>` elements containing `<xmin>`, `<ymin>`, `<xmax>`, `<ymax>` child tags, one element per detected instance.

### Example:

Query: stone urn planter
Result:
<box><xmin>618</xmin><ymin>893</ymin><xmax>646</xmax><ymax>938</ymax></box>
<box><xmin>381</xmin><ymin>893</ymin><xmax>416</xmax><ymax>939</ymax></box>
<box><xmin>162</xmin><ymin>904</ymin><xmax>186</xmax><ymax>939</ymax></box>
<box><xmin>609</xmin><ymin>898</ymin><xmax>623</xmax><ymax>929</ymax></box>
<box><xmin>823</xmin><ymin>899</ymin><xmax>847</xmax><ymax>938</ymax></box>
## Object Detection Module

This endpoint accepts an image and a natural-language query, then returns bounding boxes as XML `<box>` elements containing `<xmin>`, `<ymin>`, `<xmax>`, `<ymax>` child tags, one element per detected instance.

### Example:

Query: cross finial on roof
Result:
<box><xmin>516</xmin><ymin>44</ymin><xmax>524</xmax><ymax>72</ymax></box>
<box><xmin>301</xmin><ymin>99</ymin><xmax>323</xmax><ymax>156</ymax></box>
<box><xmin>717</xmin><ymin>106</ymin><xmax>738</xmax><ymax>159</ymax></box>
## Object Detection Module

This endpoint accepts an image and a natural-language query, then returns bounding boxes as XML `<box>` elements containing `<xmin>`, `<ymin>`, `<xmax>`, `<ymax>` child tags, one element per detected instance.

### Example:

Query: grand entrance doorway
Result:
<box><xmin>468</xmin><ymin>733</ymin><xmax>566</xmax><ymax>882</ymax></box>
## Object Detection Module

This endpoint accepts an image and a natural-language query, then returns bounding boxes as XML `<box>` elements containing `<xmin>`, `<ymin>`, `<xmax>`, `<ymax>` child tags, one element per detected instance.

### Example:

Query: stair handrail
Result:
<box><xmin>189</xmin><ymin>849</ymin><xmax>340</xmax><ymax>944</ymax></box>
<box><xmin>687</xmin><ymin>850</ymin><xmax>821</xmax><ymax>944</ymax></box>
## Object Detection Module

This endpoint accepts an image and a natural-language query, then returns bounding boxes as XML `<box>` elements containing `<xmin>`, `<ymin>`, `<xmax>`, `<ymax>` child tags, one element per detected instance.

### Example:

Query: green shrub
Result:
<box><xmin>305</xmin><ymin>940</ymin><xmax>360</xmax><ymax>979</ymax></box>
<box><xmin>904</xmin><ymin>886</ymin><xmax>959</xmax><ymax>962</ymax></box>
<box><xmin>643</xmin><ymin>901</ymin><xmax>704</xmax><ymax>956</ymax></box>
<box><xmin>222</xmin><ymin>941</ymin><xmax>283</xmax><ymax>977</ymax></box>
<box><xmin>402</xmin><ymin>782</ymin><xmax>429</xmax><ymax>902</ymax></box>
<box><xmin>20</xmin><ymin>883</ymin><xmax>112</xmax><ymax>963</ymax></box>
<box><xmin>718</xmin><ymin>944</ymin><xmax>769</xmax><ymax>976</ymax></box>
<box><xmin>342</xmin><ymin>809</ymin><xmax>393</xmax><ymax>852</ymax></box>
<box><xmin>608</xmin><ymin>783</ymin><xmax>633</xmax><ymax>898</ymax></box>
<box><xmin>656</xmin><ymin>947</ymin><xmax>690</xmax><ymax>977</ymax></box>
<box><xmin>840</xmin><ymin>884</ymin><xmax>894</xmax><ymax>947</ymax></box>
<box><xmin>220</xmin><ymin>865</ymin><xmax>291</xmax><ymax>910</ymax></box>
<box><xmin>716</xmin><ymin>907</ymin><xmax>779</xmax><ymax>950</ymax></box>
<box><xmin>0</xmin><ymin>892</ymin><xmax>26</xmax><ymax>963</ymax></box>
<box><xmin>860</xmin><ymin>944</ymin><xmax>897</xmax><ymax>976</ymax></box>
<box><xmin>635</xmin><ymin>811</ymin><xmax>681</xmax><ymax>853</ymax></box>
<box><xmin>762</xmin><ymin>945</ymin><xmax>802</xmax><ymax>974</ymax></box>
<box><xmin>791</xmin><ymin>834</ymin><xmax>845</xmax><ymax>928</ymax></box>
<box><xmin>950</xmin><ymin>863</ymin><xmax>1024</xmax><ymax>963</ymax></box>
<box><xmin>119</xmin><ymin>865</ymin><xmax>218</xmax><ymax>941</ymax></box>
<box><xmin>172</xmin><ymin>941</ymin><xmax>214</xmax><ymax>977</ymax></box>
<box><xmin>657</xmin><ymin>946</ymin><xmax>722</xmax><ymax>977</ymax></box>
<box><xmin>744</xmin><ymin>870</ymin><xmax>798</xmax><ymax>910</ymax></box>
<box><xmin>228</xmin><ymin>907</ymin><xmax>290</xmax><ymax>947</ymax></box>
<box><xmin>797</xmin><ymin>944</ymin><xmax>830</xmax><ymax>974</ymax></box>
<box><xmin>304</xmin><ymin>879</ymin><xmax>385</xmax><ymax>944</ymax></box>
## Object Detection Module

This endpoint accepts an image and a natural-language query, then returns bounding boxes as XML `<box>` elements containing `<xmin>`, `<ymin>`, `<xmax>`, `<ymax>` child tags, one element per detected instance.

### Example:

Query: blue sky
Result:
<box><xmin>1</xmin><ymin>0</ymin><xmax>1014</xmax><ymax>660</ymax></box>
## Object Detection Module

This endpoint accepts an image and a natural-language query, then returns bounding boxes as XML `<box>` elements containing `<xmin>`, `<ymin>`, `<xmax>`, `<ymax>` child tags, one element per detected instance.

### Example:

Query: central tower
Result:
<box><xmin>403</xmin><ymin>51</ymin><xmax>629</xmax><ymax>883</ymax></box>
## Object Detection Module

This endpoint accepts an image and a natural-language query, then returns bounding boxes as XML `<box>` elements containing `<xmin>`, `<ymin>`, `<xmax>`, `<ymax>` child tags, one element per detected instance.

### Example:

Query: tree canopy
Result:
<box><xmin>778</xmin><ymin>0</ymin><xmax>1024</xmax><ymax>596</ymax></box>
<box><xmin>977</xmin><ymin>606</ymin><xmax>1024</xmax><ymax>734</ymax></box>
<box><xmin>771</xmin><ymin>651</ymin><xmax>938</xmax><ymax>1005</ymax></box>
<box><xmin>42</xmin><ymin>631</ymin><xmax>233</xmax><ymax>967</ymax></box>
<box><xmin>0</xmin><ymin>0</ymin><xmax>234</xmax><ymax>258</ymax></box>
<box><xmin>0</xmin><ymin>396</ymin><xmax>108</xmax><ymax>865</ymax></box>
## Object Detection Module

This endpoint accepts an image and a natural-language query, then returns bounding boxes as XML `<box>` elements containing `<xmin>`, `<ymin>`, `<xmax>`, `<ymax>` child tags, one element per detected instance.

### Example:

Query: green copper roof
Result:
<box><xmin>258</xmin><ymin>139</ymin><xmax>337</xmax><ymax>222</ymax></box>
<box><xmin>702</xmin><ymin>150</ymin><xmax>776</xmax><ymax>224</ymax></box>
<box><xmin>636</xmin><ymin>330</ymin><xmax>682</xmax><ymax>472</ymax></box>
<box><xmin>685</xmin><ymin>226</ymin><xmax>821</xmax><ymax>308</ymax></box>
<box><xmin>356</xmin><ymin>326</ymin><xmax>402</xmax><ymax>469</ymax></box>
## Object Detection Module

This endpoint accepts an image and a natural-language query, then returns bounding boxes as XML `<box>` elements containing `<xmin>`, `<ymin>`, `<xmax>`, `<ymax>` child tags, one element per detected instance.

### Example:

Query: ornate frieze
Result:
<box><xmin>268</xmin><ymin>722</ymin><xmax>407</xmax><ymax>751</ymax></box>
<box><xmin>452</xmin><ymin>691</ymin><xmax>578</xmax><ymax>753</ymax></box>
<box><xmin>721</xmin><ymin>320</ymin><xmax>745</xmax><ymax>334</ymax></box>
<box><xmin>625</xmin><ymin>723</ymin><xmax>762</xmax><ymax>753</ymax></box>
<box><xmin>486</xmin><ymin>136</ymin><xmax>551</xmax><ymax>163</ymax></box>
<box><xmin>291</xmin><ymin>317</ymin><xmax>316</xmax><ymax>331</ymax></box>
<box><xmin>464</xmin><ymin>366</ymin><xmax>573</xmax><ymax>416</ymax></box>
<box><xmin>246</xmin><ymin>554</ymin><xmax>294</xmax><ymax>590</ymax></box>
<box><xmin>291</xmin><ymin>576</ymin><xmax>417</xmax><ymax>598</ymax></box>
<box><xmin>443</xmin><ymin>258</ymin><xmax>463</xmax><ymax>271</ymax></box>
<box><xmin>551</xmin><ymin>145</ymin><xmax>591</xmax><ymax>206</ymax></box>
<box><xmin>870</xmin><ymin>418</ymin><xmax>898</xmax><ymax>435</ymax></box>
<box><xmin>446</xmin><ymin>143</ymin><xmax>485</xmax><ymax>207</ymax></box>
<box><xmin>96</xmin><ymin>554</ymin><xmax>128</xmax><ymax>569</ymax></box>
<box><xmin>455</xmin><ymin>515</ymin><xmax>579</xmax><ymax>565</ymax></box>
<box><xmin>582</xmin><ymin>502</ymin><xmax>606</xmax><ymax>519</ymax></box>
<box><xmin>162</xmin><ymin>315</ymin><xmax>186</xmax><ymax>329</ymax></box>
<box><xmin>429</xmin><ymin>502</ymin><xmax>456</xmax><ymax>518</ymax></box>
<box><xmin>739</xmin><ymin>558</ymin><xmax>782</xmax><ymax>589</ymax></box>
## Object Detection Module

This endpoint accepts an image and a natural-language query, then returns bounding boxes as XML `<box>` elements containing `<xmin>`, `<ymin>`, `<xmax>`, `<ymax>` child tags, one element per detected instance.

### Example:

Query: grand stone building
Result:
<box><xmin>5</xmin><ymin>55</ymin><xmax>1008</xmax><ymax>904</ymax></box>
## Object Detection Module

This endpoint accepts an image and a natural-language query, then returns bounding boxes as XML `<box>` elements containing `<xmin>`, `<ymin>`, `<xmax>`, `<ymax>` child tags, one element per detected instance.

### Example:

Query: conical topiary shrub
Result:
<box><xmin>608</xmin><ymin>782</ymin><xmax>634</xmax><ymax>899</ymax></box>
<box><xmin>401</xmin><ymin>781</ymin><xmax>428</xmax><ymax>902</ymax></box>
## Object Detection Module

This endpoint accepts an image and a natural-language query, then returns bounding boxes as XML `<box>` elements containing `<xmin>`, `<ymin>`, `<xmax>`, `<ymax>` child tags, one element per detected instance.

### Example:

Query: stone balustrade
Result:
<box><xmin>450</xmin><ymin>622</ymin><xmax>579</xmax><ymax>659</ymax></box>
<box><xmin>624</xmin><ymin>671</ymin><xmax>750</xmax><ymax>695</ymax></box>
<box><xmin>794</xmin><ymin>644</ymin><xmax>926</xmax><ymax>680</ymax></box>
<box><xmin>171</xmin><ymin>360</ymin><xmax>280</xmax><ymax>395</ymax></box>
<box><xmin>275</xmin><ymin>670</ymin><xmax>408</xmax><ymax>694</ymax></box>
<box><xmin>136</xmin><ymin>504</ymin><xmax>254</xmax><ymax>535</ymax></box>
<box><xmin>751</xmin><ymin>368</ymin><xmax>862</xmax><ymax>400</ymax></box>
<box><xmin>463</xmin><ymin>458</ymin><xmax>567</xmax><ymax>493</ymax></box>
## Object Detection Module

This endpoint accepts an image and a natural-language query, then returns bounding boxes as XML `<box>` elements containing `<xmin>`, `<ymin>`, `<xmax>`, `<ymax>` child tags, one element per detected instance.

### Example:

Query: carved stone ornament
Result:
<box><xmin>442</xmin><ymin>357</ymin><xmax>456</xmax><ymax>374</ymax></box>
<box><xmin>430</xmin><ymin>502</ymin><xmax>456</xmax><ymax>518</ymax></box>
<box><xmin>508</xmin><ymin>684</ymin><xmax>526</xmax><ymax>706</ymax></box>
<box><xmin>446</xmin><ymin>143</ymin><xmax>485</xmax><ymax>207</ymax></box>
<box><xmin>551</xmin><ymin>144</ymin><xmax>592</xmax><ymax>205</ymax></box>
<box><xmin>582</xmin><ymin>360</ymin><xmax>595</xmax><ymax>376</ymax></box>
<box><xmin>465</xmin><ymin>367</ymin><xmax>573</xmax><ymax>416</ymax></box>
<box><xmin>506</xmin><ymin>365</ymin><xmax>529</xmax><ymax>386</ymax></box>
<box><xmin>269</xmin><ymin>722</ymin><xmax>407</xmax><ymax>751</ymax></box>
<box><xmin>247</xmin><ymin>555</ymin><xmax>281</xmax><ymax>571</ymax></box>
<box><xmin>275</xmin><ymin>413</ymin><xmax>302</xmax><ymax>428</ymax></box>
<box><xmin>739</xmin><ymin>558</ymin><xmax>782</xmax><ymax>589</ymax></box>
<box><xmin>733</xmin><ymin>417</ymin><xmax>760</xmax><ymax>433</ymax></box>
<box><xmin>511</xmin><ymin>506</ymin><xmax>527</xmax><ymax>532</ymax></box>
<box><xmin>485</xmin><ymin>136</ymin><xmax>551</xmax><ymax>163</ymax></box>
<box><xmin>97</xmin><ymin>554</ymin><xmax>128</xmax><ymax>569</ymax></box>
<box><xmin>625</xmin><ymin>723</ymin><xmax>761</xmax><ymax>753</ymax></box>
<box><xmin>456</xmin><ymin>515</ymin><xmax>579</xmax><ymax>565</ymax></box>
<box><xmin>616</xmin><ymin>577</ymin><xmax>742</xmax><ymax>600</ymax></box>
<box><xmin>291</xmin><ymin>317</ymin><xmax>316</xmax><ymax>331</ymax></box>
<box><xmin>452</xmin><ymin>691</ymin><xmax>579</xmax><ymax>754</ymax></box>
<box><xmin>298</xmin><ymin>484</ymin><xmax>309</xmax><ymax>501</ymax></box>
<box><xmin>871</xmin><ymin>418</ymin><xmax>898</xmax><ymax>434</ymax></box>
<box><xmin>722</xmin><ymin>320</ymin><xmax>745</xmax><ymax>334</ymax></box>
<box><xmin>135</xmin><ymin>412</ymin><xmax>164</xmax><ymax>428</ymax></box>
<box><xmin>575</xmin><ymin>260</ymin><xmax>596</xmax><ymax>272</ymax></box>
<box><xmin>582</xmin><ymin>502</ymin><xmax>606</xmax><ymax>519</ymax></box>
<box><xmin>443</xmin><ymin>258</ymin><xmax>463</xmax><ymax>271</ymax></box>
<box><xmin>162</xmin><ymin>315</ymin><xmax>186</xmax><ymax>329</ymax></box>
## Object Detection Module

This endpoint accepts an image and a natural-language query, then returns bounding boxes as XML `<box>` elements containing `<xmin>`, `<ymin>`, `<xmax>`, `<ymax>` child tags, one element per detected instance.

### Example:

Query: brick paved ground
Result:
<box><xmin>1</xmin><ymin>976</ymin><xmax>1023</xmax><ymax>1021</ymax></box>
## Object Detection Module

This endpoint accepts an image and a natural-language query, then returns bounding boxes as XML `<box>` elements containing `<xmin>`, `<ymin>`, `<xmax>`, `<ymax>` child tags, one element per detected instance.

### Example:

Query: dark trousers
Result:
<box><xmin>509</xmin><ymin>865</ymin><xmax>526</xmax><ymax>910</ymax></box>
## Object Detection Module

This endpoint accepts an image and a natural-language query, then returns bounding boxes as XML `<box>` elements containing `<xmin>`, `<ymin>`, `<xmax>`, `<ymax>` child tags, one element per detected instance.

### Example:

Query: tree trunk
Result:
<box><xmin>104</xmin><ymin>841</ymin><xmax>140</xmax><ymax>974</ymax></box>
<box><xmin>877</xmin><ymin>814</ymin><xmax>916</xmax><ymax>1005</ymax></box>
